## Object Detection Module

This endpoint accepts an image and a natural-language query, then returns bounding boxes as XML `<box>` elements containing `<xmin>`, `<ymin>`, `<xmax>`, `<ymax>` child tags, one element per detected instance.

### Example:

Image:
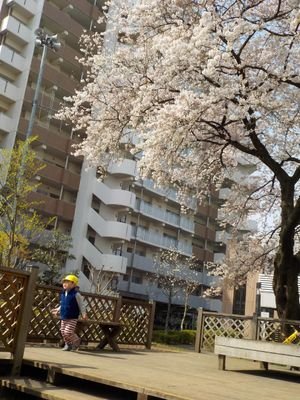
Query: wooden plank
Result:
<box><xmin>19</xmin><ymin>347</ymin><xmax>300</xmax><ymax>400</ymax></box>
<box><xmin>21</xmin><ymin>359</ymin><xmax>169</xmax><ymax>400</ymax></box>
<box><xmin>0</xmin><ymin>378</ymin><xmax>116</xmax><ymax>400</ymax></box>
<box><xmin>215</xmin><ymin>336</ymin><xmax>300</xmax><ymax>356</ymax></box>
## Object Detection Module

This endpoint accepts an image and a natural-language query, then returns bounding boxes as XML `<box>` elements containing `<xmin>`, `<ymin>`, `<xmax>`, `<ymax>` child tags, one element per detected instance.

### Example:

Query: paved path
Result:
<box><xmin>22</xmin><ymin>345</ymin><xmax>300</xmax><ymax>400</ymax></box>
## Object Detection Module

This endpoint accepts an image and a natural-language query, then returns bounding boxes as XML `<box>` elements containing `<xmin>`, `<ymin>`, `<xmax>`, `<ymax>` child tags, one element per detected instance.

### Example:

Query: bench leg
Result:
<box><xmin>260</xmin><ymin>362</ymin><xmax>268</xmax><ymax>371</ymax></box>
<box><xmin>47</xmin><ymin>369</ymin><xmax>64</xmax><ymax>385</ymax></box>
<box><xmin>97</xmin><ymin>326</ymin><xmax>121</xmax><ymax>352</ymax></box>
<box><xmin>218</xmin><ymin>355</ymin><xmax>226</xmax><ymax>370</ymax></box>
<box><xmin>137</xmin><ymin>393</ymin><xmax>148</xmax><ymax>400</ymax></box>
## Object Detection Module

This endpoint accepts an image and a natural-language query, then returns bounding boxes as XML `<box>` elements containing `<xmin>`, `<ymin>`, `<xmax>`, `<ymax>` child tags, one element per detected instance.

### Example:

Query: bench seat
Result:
<box><xmin>214</xmin><ymin>336</ymin><xmax>300</xmax><ymax>371</ymax></box>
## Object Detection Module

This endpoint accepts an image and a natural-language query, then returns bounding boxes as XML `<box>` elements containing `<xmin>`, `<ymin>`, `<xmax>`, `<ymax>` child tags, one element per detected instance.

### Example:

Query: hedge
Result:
<box><xmin>152</xmin><ymin>330</ymin><xmax>196</xmax><ymax>345</ymax></box>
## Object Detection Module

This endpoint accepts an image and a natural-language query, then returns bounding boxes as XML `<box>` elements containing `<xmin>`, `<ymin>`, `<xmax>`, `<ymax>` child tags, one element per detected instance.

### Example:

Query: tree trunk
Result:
<box><xmin>164</xmin><ymin>289</ymin><xmax>172</xmax><ymax>333</ymax></box>
<box><xmin>273</xmin><ymin>253</ymin><xmax>300</xmax><ymax>321</ymax></box>
<box><xmin>180</xmin><ymin>292</ymin><xmax>189</xmax><ymax>331</ymax></box>
<box><xmin>273</xmin><ymin>181</ymin><xmax>300</xmax><ymax>323</ymax></box>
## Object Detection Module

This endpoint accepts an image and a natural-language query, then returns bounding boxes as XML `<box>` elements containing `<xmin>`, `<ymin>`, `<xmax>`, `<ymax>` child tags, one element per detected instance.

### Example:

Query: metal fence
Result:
<box><xmin>195</xmin><ymin>308</ymin><xmax>300</xmax><ymax>352</ymax></box>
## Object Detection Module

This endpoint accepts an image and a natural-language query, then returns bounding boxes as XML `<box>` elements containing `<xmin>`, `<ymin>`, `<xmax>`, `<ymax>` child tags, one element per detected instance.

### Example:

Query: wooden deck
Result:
<box><xmin>1</xmin><ymin>345</ymin><xmax>300</xmax><ymax>399</ymax></box>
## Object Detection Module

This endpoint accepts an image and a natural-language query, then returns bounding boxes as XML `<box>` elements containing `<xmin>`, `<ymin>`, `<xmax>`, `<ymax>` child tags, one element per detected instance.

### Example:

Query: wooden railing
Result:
<box><xmin>195</xmin><ymin>308</ymin><xmax>300</xmax><ymax>352</ymax></box>
<box><xmin>0</xmin><ymin>266</ymin><xmax>39</xmax><ymax>375</ymax></box>
<box><xmin>1</xmin><ymin>267</ymin><xmax>155</xmax><ymax>375</ymax></box>
<box><xmin>27</xmin><ymin>284</ymin><xmax>155</xmax><ymax>349</ymax></box>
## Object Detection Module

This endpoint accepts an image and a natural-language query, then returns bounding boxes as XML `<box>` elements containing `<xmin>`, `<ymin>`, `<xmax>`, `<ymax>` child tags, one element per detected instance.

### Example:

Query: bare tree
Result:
<box><xmin>86</xmin><ymin>262</ymin><xmax>119</xmax><ymax>297</ymax></box>
<box><xmin>153</xmin><ymin>250</ymin><xmax>202</xmax><ymax>331</ymax></box>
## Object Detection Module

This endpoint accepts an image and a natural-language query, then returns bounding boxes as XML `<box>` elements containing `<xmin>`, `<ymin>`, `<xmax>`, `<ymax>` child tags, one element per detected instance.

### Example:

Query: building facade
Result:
<box><xmin>0</xmin><ymin>0</ymin><xmax>221</xmax><ymax>316</ymax></box>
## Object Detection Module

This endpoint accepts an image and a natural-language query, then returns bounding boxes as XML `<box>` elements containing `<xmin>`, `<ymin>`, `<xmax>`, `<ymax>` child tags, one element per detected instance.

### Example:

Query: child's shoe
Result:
<box><xmin>62</xmin><ymin>344</ymin><xmax>72</xmax><ymax>351</ymax></box>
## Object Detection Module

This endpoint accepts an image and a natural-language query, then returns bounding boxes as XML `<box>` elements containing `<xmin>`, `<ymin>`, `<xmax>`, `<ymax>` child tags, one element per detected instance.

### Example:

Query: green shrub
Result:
<box><xmin>152</xmin><ymin>330</ymin><xmax>196</xmax><ymax>345</ymax></box>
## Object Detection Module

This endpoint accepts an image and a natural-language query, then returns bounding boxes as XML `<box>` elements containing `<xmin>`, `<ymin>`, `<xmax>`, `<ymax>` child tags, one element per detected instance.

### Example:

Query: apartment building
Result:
<box><xmin>0</xmin><ymin>0</ymin><xmax>222</xmax><ymax>317</ymax></box>
<box><xmin>0</xmin><ymin>0</ymin><xmax>104</xmax><ymax>233</ymax></box>
<box><xmin>214</xmin><ymin>157</ymin><xmax>259</xmax><ymax>316</ymax></box>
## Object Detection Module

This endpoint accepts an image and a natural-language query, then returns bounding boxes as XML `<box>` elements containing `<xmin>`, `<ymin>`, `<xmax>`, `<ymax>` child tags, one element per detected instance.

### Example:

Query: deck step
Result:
<box><xmin>0</xmin><ymin>378</ymin><xmax>128</xmax><ymax>400</ymax></box>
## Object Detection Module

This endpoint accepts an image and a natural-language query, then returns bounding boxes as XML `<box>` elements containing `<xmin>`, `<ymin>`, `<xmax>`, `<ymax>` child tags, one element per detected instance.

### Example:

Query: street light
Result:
<box><xmin>15</xmin><ymin>30</ymin><xmax>61</xmax><ymax>208</ymax></box>
<box><xmin>25</xmin><ymin>29</ymin><xmax>61</xmax><ymax>140</ymax></box>
<box><xmin>7</xmin><ymin>30</ymin><xmax>61</xmax><ymax>264</ymax></box>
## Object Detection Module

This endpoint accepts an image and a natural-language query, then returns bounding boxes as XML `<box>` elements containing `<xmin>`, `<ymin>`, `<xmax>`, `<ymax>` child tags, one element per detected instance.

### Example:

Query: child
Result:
<box><xmin>51</xmin><ymin>274</ymin><xmax>87</xmax><ymax>351</ymax></box>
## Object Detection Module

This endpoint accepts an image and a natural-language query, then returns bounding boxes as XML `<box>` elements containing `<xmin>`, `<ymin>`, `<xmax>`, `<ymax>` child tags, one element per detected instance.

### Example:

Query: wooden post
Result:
<box><xmin>195</xmin><ymin>307</ymin><xmax>204</xmax><ymax>353</ymax></box>
<box><xmin>114</xmin><ymin>296</ymin><xmax>122</xmax><ymax>322</ymax></box>
<box><xmin>11</xmin><ymin>266</ymin><xmax>39</xmax><ymax>376</ymax></box>
<box><xmin>250</xmin><ymin>313</ymin><xmax>258</xmax><ymax>340</ymax></box>
<box><xmin>146</xmin><ymin>301</ymin><xmax>156</xmax><ymax>349</ymax></box>
<box><xmin>137</xmin><ymin>393</ymin><xmax>148</xmax><ymax>400</ymax></box>
<box><xmin>218</xmin><ymin>355</ymin><xmax>226</xmax><ymax>370</ymax></box>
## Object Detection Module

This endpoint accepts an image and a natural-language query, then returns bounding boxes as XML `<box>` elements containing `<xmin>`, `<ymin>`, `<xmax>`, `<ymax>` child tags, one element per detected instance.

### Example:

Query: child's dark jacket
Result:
<box><xmin>60</xmin><ymin>288</ymin><xmax>80</xmax><ymax>320</ymax></box>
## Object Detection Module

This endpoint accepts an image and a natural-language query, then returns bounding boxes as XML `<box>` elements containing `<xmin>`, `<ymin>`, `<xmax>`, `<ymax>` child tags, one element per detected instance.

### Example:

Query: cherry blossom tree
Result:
<box><xmin>59</xmin><ymin>0</ymin><xmax>300</xmax><ymax>320</ymax></box>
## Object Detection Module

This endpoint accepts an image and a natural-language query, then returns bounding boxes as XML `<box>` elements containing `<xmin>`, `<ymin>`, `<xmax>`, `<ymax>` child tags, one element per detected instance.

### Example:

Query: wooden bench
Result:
<box><xmin>214</xmin><ymin>336</ymin><xmax>300</xmax><ymax>371</ymax></box>
<box><xmin>76</xmin><ymin>320</ymin><xmax>122</xmax><ymax>352</ymax></box>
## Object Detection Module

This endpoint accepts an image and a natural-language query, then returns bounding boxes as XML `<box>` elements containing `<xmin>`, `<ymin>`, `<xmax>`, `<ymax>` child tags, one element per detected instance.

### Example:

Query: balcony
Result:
<box><xmin>88</xmin><ymin>208</ymin><xmax>132</xmax><ymax>242</ymax></box>
<box><xmin>38</xmin><ymin>162</ymin><xmax>80</xmax><ymax>192</ymax></box>
<box><xmin>123</xmin><ymin>252</ymin><xmax>154</xmax><ymax>273</ymax></box>
<box><xmin>0</xmin><ymin>113</ymin><xmax>13</xmax><ymax>134</ymax></box>
<box><xmin>43</xmin><ymin>2</ymin><xmax>84</xmax><ymax>39</ymax></box>
<box><xmin>136</xmin><ymin>199</ymin><xmax>194</xmax><ymax>233</ymax></box>
<box><xmin>108</xmin><ymin>159</ymin><xmax>137</xmax><ymax>178</ymax></box>
<box><xmin>6</xmin><ymin>0</ymin><xmax>38</xmax><ymax>19</ymax></box>
<box><xmin>93</xmin><ymin>179</ymin><xmax>136</xmax><ymax>209</ymax></box>
<box><xmin>0</xmin><ymin>77</ymin><xmax>19</xmax><ymax>104</ymax></box>
<box><xmin>191</xmin><ymin>247</ymin><xmax>214</xmax><ymax>262</ymax></box>
<box><xmin>28</xmin><ymin>191</ymin><xmax>75</xmax><ymax>221</ymax></box>
<box><xmin>18</xmin><ymin>118</ymin><xmax>76</xmax><ymax>158</ymax></box>
<box><xmin>0</xmin><ymin>45</ymin><xmax>25</xmax><ymax>73</ymax></box>
<box><xmin>215</xmin><ymin>230</ymin><xmax>232</xmax><ymax>243</ymax></box>
<box><xmin>0</xmin><ymin>15</ymin><xmax>33</xmax><ymax>45</ymax></box>
<box><xmin>83</xmin><ymin>239</ymin><xmax>127</xmax><ymax>275</ymax></box>
<box><xmin>30</xmin><ymin>58</ymin><xmax>77</xmax><ymax>96</ymax></box>
<box><xmin>134</xmin><ymin>227</ymin><xmax>192</xmax><ymax>255</ymax></box>
<box><xmin>61</xmin><ymin>0</ymin><xmax>103</xmax><ymax>29</ymax></box>
<box><xmin>179</xmin><ymin>215</ymin><xmax>194</xmax><ymax>232</ymax></box>
<box><xmin>140</xmin><ymin>178</ymin><xmax>196</xmax><ymax>210</ymax></box>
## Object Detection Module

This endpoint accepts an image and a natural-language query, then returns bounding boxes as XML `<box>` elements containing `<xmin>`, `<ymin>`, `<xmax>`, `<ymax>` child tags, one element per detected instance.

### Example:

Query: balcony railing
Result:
<box><xmin>6</xmin><ymin>0</ymin><xmax>38</xmax><ymax>18</ymax></box>
<box><xmin>0</xmin><ymin>15</ymin><xmax>33</xmax><ymax>45</ymax></box>
<box><xmin>0</xmin><ymin>112</ymin><xmax>13</xmax><ymax>133</ymax></box>
<box><xmin>136</xmin><ymin>199</ymin><xmax>194</xmax><ymax>233</ymax></box>
<box><xmin>0</xmin><ymin>44</ymin><xmax>25</xmax><ymax>72</ymax></box>
<box><xmin>0</xmin><ymin>77</ymin><xmax>19</xmax><ymax>103</ymax></box>
<box><xmin>135</xmin><ymin>227</ymin><xmax>192</xmax><ymax>255</ymax></box>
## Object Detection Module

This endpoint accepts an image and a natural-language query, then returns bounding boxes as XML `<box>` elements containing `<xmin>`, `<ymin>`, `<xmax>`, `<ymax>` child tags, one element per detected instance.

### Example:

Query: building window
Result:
<box><xmin>131</xmin><ymin>273</ymin><xmax>143</xmax><ymax>284</ymax></box>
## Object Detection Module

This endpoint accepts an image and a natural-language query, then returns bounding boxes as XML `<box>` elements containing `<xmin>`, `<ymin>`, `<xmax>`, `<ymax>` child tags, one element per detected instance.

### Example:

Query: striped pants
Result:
<box><xmin>60</xmin><ymin>319</ymin><xmax>80</xmax><ymax>346</ymax></box>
